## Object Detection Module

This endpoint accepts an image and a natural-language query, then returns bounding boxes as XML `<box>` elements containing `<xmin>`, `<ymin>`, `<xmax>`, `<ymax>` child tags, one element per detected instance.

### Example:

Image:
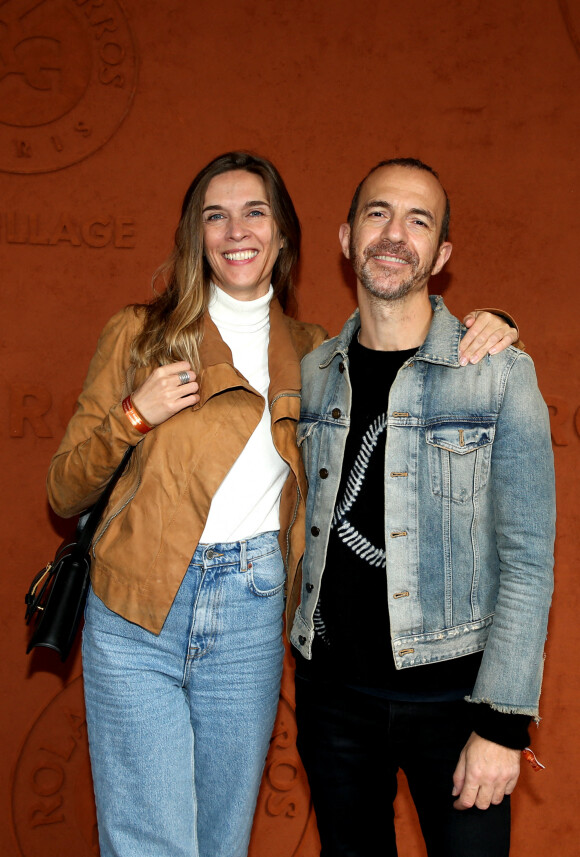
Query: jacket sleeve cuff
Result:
<box><xmin>475</xmin><ymin>307</ymin><xmax>525</xmax><ymax>352</ymax></box>
<box><xmin>471</xmin><ymin>703</ymin><xmax>531</xmax><ymax>749</ymax></box>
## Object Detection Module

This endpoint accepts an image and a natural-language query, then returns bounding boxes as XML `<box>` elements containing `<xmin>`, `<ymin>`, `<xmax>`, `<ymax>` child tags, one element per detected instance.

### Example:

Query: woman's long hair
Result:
<box><xmin>131</xmin><ymin>151</ymin><xmax>301</xmax><ymax>372</ymax></box>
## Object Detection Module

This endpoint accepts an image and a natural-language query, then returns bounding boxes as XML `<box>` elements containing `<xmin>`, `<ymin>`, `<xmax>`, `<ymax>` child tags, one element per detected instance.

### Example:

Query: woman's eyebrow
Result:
<box><xmin>202</xmin><ymin>199</ymin><xmax>270</xmax><ymax>213</ymax></box>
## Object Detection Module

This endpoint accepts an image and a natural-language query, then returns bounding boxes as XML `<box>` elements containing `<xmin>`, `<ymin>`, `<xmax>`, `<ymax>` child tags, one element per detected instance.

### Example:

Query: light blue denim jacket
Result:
<box><xmin>291</xmin><ymin>296</ymin><xmax>555</xmax><ymax>717</ymax></box>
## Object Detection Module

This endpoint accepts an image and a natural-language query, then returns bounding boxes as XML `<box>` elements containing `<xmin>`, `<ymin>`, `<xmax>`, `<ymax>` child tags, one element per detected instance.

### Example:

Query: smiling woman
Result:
<box><xmin>202</xmin><ymin>171</ymin><xmax>285</xmax><ymax>301</ymax></box>
<box><xmin>45</xmin><ymin>151</ymin><xmax>326</xmax><ymax>857</ymax></box>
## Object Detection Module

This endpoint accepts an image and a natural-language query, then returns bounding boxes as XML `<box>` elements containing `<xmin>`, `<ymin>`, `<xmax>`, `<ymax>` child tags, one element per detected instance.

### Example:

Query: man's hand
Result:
<box><xmin>452</xmin><ymin>732</ymin><xmax>521</xmax><ymax>810</ymax></box>
<box><xmin>459</xmin><ymin>311</ymin><xmax>519</xmax><ymax>366</ymax></box>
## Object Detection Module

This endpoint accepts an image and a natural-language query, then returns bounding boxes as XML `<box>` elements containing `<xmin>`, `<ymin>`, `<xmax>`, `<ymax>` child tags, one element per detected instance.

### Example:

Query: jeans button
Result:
<box><xmin>206</xmin><ymin>549</ymin><xmax>215</xmax><ymax>559</ymax></box>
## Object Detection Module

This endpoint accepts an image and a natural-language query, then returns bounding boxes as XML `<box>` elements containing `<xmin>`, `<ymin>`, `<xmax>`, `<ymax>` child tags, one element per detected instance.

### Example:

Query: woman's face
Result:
<box><xmin>202</xmin><ymin>170</ymin><xmax>283</xmax><ymax>301</ymax></box>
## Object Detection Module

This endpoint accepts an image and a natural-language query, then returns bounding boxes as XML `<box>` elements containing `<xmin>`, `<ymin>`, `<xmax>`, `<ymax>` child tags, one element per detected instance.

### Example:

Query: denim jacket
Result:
<box><xmin>291</xmin><ymin>296</ymin><xmax>555</xmax><ymax>717</ymax></box>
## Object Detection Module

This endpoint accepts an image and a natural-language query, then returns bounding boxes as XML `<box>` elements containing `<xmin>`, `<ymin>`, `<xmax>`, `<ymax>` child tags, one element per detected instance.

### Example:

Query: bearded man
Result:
<box><xmin>291</xmin><ymin>158</ymin><xmax>555</xmax><ymax>857</ymax></box>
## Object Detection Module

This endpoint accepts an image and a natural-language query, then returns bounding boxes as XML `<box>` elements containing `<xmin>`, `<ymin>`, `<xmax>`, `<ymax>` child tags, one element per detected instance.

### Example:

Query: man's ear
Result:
<box><xmin>339</xmin><ymin>223</ymin><xmax>351</xmax><ymax>259</ymax></box>
<box><xmin>432</xmin><ymin>241</ymin><xmax>452</xmax><ymax>276</ymax></box>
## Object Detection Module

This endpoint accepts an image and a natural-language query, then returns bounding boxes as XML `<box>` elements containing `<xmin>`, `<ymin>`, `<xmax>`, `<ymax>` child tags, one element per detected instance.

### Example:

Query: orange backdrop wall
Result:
<box><xmin>1</xmin><ymin>1</ymin><xmax>578</xmax><ymax>855</ymax></box>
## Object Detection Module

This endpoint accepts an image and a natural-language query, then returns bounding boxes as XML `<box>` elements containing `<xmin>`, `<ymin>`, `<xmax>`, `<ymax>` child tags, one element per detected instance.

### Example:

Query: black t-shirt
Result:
<box><xmin>299</xmin><ymin>334</ymin><xmax>483</xmax><ymax>699</ymax></box>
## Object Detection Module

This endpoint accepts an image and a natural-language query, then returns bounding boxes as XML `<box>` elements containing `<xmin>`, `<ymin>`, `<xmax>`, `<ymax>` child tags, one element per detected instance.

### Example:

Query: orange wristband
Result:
<box><xmin>122</xmin><ymin>395</ymin><xmax>152</xmax><ymax>435</ymax></box>
<box><xmin>522</xmin><ymin>748</ymin><xmax>545</xmax><ymax>772</ymax></box>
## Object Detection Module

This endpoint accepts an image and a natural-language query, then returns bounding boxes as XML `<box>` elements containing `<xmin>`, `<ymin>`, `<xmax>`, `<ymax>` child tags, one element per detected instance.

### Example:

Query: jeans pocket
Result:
<box><xmin>247</xmin><ymin>547</ymin><xmax>286</xmax><ymax>597</ymax></box>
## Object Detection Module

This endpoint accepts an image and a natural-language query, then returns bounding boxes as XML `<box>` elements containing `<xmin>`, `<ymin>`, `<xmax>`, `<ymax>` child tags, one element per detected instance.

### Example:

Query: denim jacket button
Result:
<box><xmin>311</xmin><ymin>526</ymin><xmax>320</xmax><ymax>536</ymax></box>
<box><xmin>298</xmin><ymin>635</ymin><xmax>306</xmax><ymax>646</ymax></box>
<box><xmin>339</xmin><ymin>362</ymin><xmax>345</xmax><ymax>373</ymax></box>
<box><xmin>331</xmin><ymin>408</ymin><xmax>341</xmax><ymax>419</ymax></box>
<box><xmin>319</xmin><ymin>468</ymin><xmax>329</xmax><ymax>479</ymax></box>
<box><xmin>306</xmin><ymin>583</ymin><xmax>314</xmax><ymax>592</ymax></box>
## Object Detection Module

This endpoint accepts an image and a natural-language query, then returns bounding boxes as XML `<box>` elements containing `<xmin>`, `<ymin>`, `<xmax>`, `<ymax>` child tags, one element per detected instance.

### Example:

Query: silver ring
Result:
<box><xmin>178</xmin><ymin>371</ymin><xmax>191</xmax><ymax>386</ymax></box>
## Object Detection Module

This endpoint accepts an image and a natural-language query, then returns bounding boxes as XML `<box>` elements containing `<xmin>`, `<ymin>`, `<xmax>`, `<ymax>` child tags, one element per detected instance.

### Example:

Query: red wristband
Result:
<box><xmin>122</xmin><ymin>396</ymin><xmax>152</xmax><ymax>435</ymax></box>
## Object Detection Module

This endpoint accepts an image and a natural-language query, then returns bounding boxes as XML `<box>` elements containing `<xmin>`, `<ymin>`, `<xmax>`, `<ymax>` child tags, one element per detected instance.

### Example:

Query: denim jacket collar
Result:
<box><xmin>319</xmin><ymin>295</ymin><xmax>463</xmax><ymax>369</ymax></box>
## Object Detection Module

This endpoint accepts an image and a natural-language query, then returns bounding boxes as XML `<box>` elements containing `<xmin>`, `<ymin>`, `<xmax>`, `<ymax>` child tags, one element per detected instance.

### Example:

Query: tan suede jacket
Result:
<box><xmin>46</xmin><ymin>299</ymin><xmax>327</xmax><ymax>634</ymax></box>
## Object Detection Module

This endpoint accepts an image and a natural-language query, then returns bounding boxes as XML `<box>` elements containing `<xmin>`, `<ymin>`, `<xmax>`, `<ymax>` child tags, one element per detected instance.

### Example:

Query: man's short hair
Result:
<box><xmin>347</xmin><ymin>157</ymin><xmax>451</xmax><ymax>245</ymax></box>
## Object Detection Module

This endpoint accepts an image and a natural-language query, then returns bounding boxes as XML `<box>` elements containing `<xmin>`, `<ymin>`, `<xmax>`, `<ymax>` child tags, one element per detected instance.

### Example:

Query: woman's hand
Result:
<box><xmin>459</xmin><ymin>311</ymin><xmax>519</xmax><ymax>366</ymax></box>
<box><xmin>131</xmin><ymin>361</ymin><xmax>200</xmax><ymax>427</ymax></box>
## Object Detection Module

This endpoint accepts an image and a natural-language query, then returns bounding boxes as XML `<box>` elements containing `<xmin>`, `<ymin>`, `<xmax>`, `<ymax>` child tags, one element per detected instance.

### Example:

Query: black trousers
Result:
<box><xmin>295</xmin><ymin>675</ymin><xmax>511</xmax><ymax>857</ymax></box>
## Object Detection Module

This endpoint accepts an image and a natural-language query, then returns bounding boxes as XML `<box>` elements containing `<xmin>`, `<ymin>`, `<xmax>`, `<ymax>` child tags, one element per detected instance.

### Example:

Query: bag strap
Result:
<box><xmin>73</xmin><ymin>445</ymin><xmax>135</xmax><ymax>556</ymax></box>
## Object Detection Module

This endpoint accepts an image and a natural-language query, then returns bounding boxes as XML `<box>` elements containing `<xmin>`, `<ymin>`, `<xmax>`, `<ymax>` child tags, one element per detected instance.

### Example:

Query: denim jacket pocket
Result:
<box><xmin>426</xmin><ymin>423</ymin><xmax>495</xmax><ymax>503</ymax></box>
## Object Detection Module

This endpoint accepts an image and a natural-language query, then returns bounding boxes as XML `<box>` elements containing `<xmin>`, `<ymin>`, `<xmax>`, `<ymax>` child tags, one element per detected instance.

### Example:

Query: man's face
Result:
<box><xmin>340</xmin><ymin>165</ymin><xmax>452</xmax><ymax>303</ymax></box>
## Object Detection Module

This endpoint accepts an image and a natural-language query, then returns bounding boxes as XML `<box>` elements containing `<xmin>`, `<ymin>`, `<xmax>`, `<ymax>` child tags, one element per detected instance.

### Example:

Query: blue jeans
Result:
<box><xmin>295</xmin><ymin>675</ymin><xmax>511</xmax><ymax>857</ymax></box>
<box><xmin>82</xmin><ymin>532</ymin><xmax>285</xmax><ymax>857</ymax></box>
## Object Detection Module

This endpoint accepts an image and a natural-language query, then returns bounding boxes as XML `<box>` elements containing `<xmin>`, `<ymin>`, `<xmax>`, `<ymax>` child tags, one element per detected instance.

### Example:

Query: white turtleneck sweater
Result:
<box><xmin>199</xmin><ymin>285</ymin><xmax>290</xmax><ymax>544</ymax></box>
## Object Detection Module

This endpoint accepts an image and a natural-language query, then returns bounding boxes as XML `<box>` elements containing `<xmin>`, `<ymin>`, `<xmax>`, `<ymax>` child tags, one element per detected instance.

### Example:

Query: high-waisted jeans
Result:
<box><xmin>82</xmin><ymin>531</ymin><xmax>285</xmax><ymax>857</ymax></box>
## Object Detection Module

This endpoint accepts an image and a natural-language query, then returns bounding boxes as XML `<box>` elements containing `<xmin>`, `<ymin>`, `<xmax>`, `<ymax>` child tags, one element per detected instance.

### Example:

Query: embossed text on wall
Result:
<box><xmin>1</xmin><ymin>213</ymin><xmax>136</xmax><ymax>246</ymax></box>
<box><xmin>0</xmin><ymin>0</ymin><xmax>138</xmax><ymax>174</ymax></box>
<box><xmin>12</xmin><ymin>678</ymin><xmax>99</xmax><ymax>857</ymax></box>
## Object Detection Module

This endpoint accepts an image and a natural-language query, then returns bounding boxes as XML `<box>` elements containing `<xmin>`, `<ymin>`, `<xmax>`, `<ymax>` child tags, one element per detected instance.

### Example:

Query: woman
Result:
<box><xmin>46</xmin><ymin>151</ymin><xmax>515</xmax><ymax>857</ymax></box>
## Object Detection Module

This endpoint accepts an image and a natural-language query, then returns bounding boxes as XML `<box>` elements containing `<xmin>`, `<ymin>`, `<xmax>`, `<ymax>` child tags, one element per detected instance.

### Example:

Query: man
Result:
<box><xmin>291</xmin><ymin>158</ymin><xmax>555</xmax><ymax>856</ymax></box>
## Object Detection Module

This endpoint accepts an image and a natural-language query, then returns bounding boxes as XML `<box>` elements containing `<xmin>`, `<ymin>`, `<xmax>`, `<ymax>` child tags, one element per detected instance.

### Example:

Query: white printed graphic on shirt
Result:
<box><xmin>331</xmin><ymin>415</ymin><xmax>387</xmax><ymax>568</ymax></box>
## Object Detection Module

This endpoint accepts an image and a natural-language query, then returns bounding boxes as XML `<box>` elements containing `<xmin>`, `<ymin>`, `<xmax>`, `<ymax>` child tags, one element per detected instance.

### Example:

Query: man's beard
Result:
<box><xmin>351</xmin><ymin>238</ymin><xmax>436</xmax><ymax>303</ymax></box>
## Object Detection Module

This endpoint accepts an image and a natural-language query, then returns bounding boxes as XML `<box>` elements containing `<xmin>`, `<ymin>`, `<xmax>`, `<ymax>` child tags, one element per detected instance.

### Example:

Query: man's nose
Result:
<box><xmin>381</xmin><ymin>215</ymin><xmax>406</xmax><ymax>244</ymax></box>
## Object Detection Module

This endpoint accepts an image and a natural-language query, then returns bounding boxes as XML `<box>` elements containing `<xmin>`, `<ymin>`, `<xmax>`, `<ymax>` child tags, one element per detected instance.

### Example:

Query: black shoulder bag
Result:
<box><xmin>25</xmin><ymin>446</ymin><xmax>134</xmax><ymax>661</ymax></box>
